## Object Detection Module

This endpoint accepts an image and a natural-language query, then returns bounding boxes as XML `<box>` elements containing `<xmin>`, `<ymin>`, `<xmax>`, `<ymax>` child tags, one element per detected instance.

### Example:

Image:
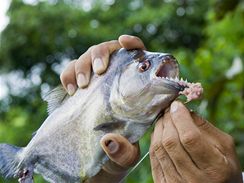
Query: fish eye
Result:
<box><xmin>138</xmin><ymin>60</ymin><xmax>151</xmax><ymax>72</ymax></box>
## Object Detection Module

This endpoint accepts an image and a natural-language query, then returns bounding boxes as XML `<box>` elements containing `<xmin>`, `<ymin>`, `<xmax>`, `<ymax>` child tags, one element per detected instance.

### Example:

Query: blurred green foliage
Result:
<box><xmin>0</xmin><ymin>0</ymin><xmax>243</xmax><ymax>182</ymax></box>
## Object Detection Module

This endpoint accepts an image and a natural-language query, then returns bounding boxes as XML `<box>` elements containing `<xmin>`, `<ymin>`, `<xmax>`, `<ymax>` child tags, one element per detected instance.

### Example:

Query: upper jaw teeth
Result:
<box><xmin>153</xmin><ymin>75</ymin><xmax>189</xmax><ymax>85</ymax></box>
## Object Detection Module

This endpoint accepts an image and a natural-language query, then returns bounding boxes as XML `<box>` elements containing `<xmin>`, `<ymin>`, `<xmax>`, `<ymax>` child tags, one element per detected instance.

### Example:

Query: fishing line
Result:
<box><xmin>119</xmin><ymin>151</ymin><xmax>150</xmax><ymax>183</ymax></box>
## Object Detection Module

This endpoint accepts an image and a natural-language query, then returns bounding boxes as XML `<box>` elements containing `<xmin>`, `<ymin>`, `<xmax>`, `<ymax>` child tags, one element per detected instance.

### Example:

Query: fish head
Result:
<box><xmin>109</xmin><ymin>49</ymin><xmax>183</xmax><ymax>123</ymax></box>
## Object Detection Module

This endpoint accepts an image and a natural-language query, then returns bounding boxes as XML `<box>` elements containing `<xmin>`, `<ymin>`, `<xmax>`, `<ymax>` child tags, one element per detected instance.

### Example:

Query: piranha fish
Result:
<box><xmin>0</xmin><ymin>49</ymin><xmax>203</xmax><ymax>183</ymax></box>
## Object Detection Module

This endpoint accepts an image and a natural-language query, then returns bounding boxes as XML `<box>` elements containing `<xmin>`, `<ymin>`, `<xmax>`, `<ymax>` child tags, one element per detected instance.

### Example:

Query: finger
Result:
<box><xmin>60</xmin><ymin>60</ymin><xmax>77</xmax><ymax>95</ymax></box>
<box><xmin>150</xmin><ymin>119</ymin><xmax>181</xmax><ymax>182</ymax></box>
<box><xmin>75</xmin><ymin>48</ymin><xmax>92</xmax><ymax>88</ymax></box>
<box><xmin>150</xmin><ymin>154</ymin><xmax>165</xmax><ymax>183</ymax></box>
<box><xmin>149</xmin><ymin>147</ymin><xmax>165</xmax><ymax>183</ymax></box>
<box><xmin>170</xmin><ymin>101</ymin><xmax>228</xmax><ymax>169</ymax></box>
<box><xmin>100</xmin><ymin>133</ymin><xmax>140</xmax><ymax>169</ymax></box>
<box><xmin>118</xmin><ymin>35</ymin><xmax>146</xmax><ymax>50</ymax></box>
<box><xmin>150</xmin><ymin>126</ymin><xmax>165</xmax><ymax>183</ymax></box>
<box><xmin>91</xmin><ymin>40</ymin><xmax>121</xmax><ymax>75</ymax></box>
<box><xmin>161</xmin><ymin>112</ymin><xmax>199</xmax><ymax>179</ymax></box>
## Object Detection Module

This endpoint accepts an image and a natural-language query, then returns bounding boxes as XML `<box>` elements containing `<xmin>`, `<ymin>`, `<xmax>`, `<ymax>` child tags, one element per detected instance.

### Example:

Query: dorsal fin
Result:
<box><xmin>42</xmin><ymin>85</ymin><xmax>69</xmax><ymax>115</ymax></box>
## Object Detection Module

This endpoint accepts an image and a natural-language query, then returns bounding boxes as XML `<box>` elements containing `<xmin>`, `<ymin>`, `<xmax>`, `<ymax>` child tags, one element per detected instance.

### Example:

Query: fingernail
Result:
<box><xmin>170</xmin><ymin>101</ymin><xmax>179</xmax><ymax>113</ymax></box>
<box><xmin>77</xmin><ymin>73</ymin><xmax>87</xmax><ymax>88</ymax></box>
<box><xmin>105</xmin><ymin>140</ymin><xmax>119</xmax><ymax>154</ymax></box>
<box><xmin>67</xmin><ymin>84</ymin><xmax>76</xmax><ymax>95</ymax></box>
<box><xmin>93</xmin><ymin>58</ymin><xmax>104</xmax><ymax>74</ymax></box>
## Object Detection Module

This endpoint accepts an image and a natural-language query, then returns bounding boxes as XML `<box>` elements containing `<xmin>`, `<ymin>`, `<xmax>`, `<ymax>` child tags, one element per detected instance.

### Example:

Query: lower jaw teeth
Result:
<box><xmin>154</xmin><ymin>75</ymin><xmax>189</xmax><ymax>84</ymax></box>
<box><xmin>152</xmin><ymin>74</ymin><xmax>203</xmax><ymax>102</ymax></box>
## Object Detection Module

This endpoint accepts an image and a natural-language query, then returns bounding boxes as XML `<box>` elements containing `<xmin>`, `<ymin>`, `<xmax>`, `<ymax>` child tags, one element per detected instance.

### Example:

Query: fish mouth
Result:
<box><xmin>155</xmin><ymin>55</ymin><xmax>179</xmax><ymax>78</ymax></box>
<box><xmin>152</xmin><ymin>55</ymin><xmax>203</xmax><ymax>102</ymax></box>
<box><xmin>153</xmin><ymin>55</ymin><xmax>187</xmax><ymax>92</ymax></box>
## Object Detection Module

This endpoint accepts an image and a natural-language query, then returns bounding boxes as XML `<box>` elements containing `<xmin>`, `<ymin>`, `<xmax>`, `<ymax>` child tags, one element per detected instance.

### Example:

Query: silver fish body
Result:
<box><xmin>0</xmin><ymin>49</ymin><xmax>183</xmax><ymax>183</ymax></box>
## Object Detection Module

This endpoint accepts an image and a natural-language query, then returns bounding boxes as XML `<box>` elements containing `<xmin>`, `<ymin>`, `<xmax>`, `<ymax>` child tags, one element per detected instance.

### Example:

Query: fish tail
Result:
<box><xmin>0</xmin><ymin>143</ymin><xmax>21</xmax><ymax>178</ymax></box>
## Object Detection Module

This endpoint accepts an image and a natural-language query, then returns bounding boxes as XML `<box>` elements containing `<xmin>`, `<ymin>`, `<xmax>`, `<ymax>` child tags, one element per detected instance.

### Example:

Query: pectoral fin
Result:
<box><xmin>42</xmin><ymin>85</ymin><xmax>69</xmax><ymax>115</ymax></box>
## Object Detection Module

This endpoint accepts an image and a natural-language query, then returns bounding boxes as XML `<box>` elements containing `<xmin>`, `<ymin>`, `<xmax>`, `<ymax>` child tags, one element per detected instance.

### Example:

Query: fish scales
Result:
<box><xmin>0</xmin><ymin>48</ymin><xmax>203</xmax><ymax>183</ymax></box>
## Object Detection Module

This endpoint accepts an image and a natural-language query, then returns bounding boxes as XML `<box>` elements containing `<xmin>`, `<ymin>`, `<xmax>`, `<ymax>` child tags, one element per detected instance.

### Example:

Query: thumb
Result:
<box><xmin>100</xmin><ymin>133</ymin><xmax>140</xmax><ymax>168</ymax></box>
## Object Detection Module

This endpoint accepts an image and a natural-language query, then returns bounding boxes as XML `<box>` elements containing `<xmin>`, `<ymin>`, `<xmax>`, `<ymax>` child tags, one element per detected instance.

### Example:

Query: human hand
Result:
<box><xmin>60</xmin><ymin>35</ymin><xmax>145</xmax><ymax>95</ymax></box>
<box><xmin>86</xmin><ymin>133</ymin><xmax>140</xmax><ymax>183</ymax></box>
<box><xmin>150</xmin><ymin>100</ymin><xmax>243</xmax><ymax>183</ymax></box>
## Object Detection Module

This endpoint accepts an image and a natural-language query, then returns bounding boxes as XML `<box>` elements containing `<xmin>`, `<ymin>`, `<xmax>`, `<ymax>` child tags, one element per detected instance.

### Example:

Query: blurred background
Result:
<box><xmin>0</xmin><ymin>0</ymin><xmax>243</xmax><ymax>182</ymax></box>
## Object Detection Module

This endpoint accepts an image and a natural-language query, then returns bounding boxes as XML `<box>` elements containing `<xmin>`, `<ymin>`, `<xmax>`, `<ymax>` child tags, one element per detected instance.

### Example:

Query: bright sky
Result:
<box><xmin>0</xmin><ymin>0</ymin><xmax>11</xmax><ymax>32</ymax></box>
<box><xmin>0</xmin><ymin>0</ymin><xmax>11</xmax><ymax>99</ymax></box>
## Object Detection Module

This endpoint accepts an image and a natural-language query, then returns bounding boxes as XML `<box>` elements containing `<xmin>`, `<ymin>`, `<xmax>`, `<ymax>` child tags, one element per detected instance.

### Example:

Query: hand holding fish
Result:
<box><xmin>60</xmin><ymin>35</ymin><xmax>243</xmax><ymax>183</ymax></box>
<box><xmin>85</xmin><ymin>134</ymin><xmax>140</xmax><ymax>183</ymax></box>
<box><xmin>60</xmin><ymin>35</ymin><xmax>146</xmax><ymax>95</ymax></box>
<box><xmin>150</xmin><ymin>101</ymin><xmax>243</xmax><ymax>183</ymax></box>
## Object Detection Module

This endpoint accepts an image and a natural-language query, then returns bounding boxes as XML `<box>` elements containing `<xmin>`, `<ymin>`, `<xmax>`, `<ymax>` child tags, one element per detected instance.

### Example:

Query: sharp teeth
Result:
<box><xmin>175</xmin><ymin>77</ymin><xmax>179</xmax><ymax>82</ymax></box>
<box><xmin>166</xmin><ymin>77</ymin><xmax>169</xmax><ymax>80</ymax></box>
<box><xmin>180</xmin><ymin>77</ymin><xmax>184</xmax><ymax>81</ymax></box>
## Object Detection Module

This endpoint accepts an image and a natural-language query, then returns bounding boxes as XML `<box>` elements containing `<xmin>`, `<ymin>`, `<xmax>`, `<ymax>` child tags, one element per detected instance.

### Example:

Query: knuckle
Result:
<box><xmin>91</xmin><ymin>43</ymin><xmax>109</xmax><ymax>57</ymax></box>
<box><xmin>60</xmin><ymin>60</ymin><xmax>76</xmax><ymax>83</ymax></box>
<box><xmin>74</xmin><ymin>59</ymin><xmax>84</xmax><ymax>72</ymax></box>
<box><xmin>75</xmin><ymin>56</ymin><xmax>91</xmax><ymax>74</ymax></box>
<box><xmin>85</xmin><ymin>45</ymin><xmax>97</xmax><ymax>56</ymax></box>
<box><xmin>225</xmin><ymin>134</ymin><xmax>235</xmax><ymax>149</ymax></box>
<box><xmin>107</xmin><ymin>40</ymin><xmax>119</xmax><ymax>45</ymax></box>
<box><xmin>97</xmin><ymin>42</ymin><xmax>109</xmax><ymax>50</ymax></box>
<box><xmin>60</xmin><ymin>69</ymin><xmax>69</xmax><ymax>83</ymax></box>
<box><xmin>151</xmin><ymin>143</ymin><xmax>167</xmax><ymax>161</ymax></box>
<box><xmin>87</xmin><ymin>45</ymin><xmax>96</xmax><ymax>52</ymax></box>
<box><xmin>226</xmin><ymin>134</ymin><xmax>234</xmax><ymax>144</ymax></box>
<box><xmin>101</xmin><ymin>40</ymin><xmax>119</xmax><ymax>49</ymax></box>
<box><xmin>181</xmin><ymin>131</ymin><xmax>200</xmax><ymax>146</ymax></box>
<box><xmin>151</xmin><ymin>142</ymin><xmax>164</xmax><ymax>157</ymax></box>
<box><xmin>206</xmin><ymin>166</ymin><xmax>231</xmax><ymax>182</ymax></box>
<box><xmin>66</xmin><ymin>60</ymin><xmax>76</xmax><ymax>68</ymax></box>
<box><xmin>151</xmin><ymin>142</ymin><xmax>161</xmax><ymax>153</ymax></box>
<box><xmin>60</xmin><ymin>72</ymin><xmax>70</xmax><ymax>86</ymax></box>
<box><xmin>198</xmin><ymin>119</ymin><xmax>210</xmax><ymax>130</ymax></box>
<box><xmin>162</xmin><ymin>136</ymin><xmax>178</xmax><ymax>150</ymax></box>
